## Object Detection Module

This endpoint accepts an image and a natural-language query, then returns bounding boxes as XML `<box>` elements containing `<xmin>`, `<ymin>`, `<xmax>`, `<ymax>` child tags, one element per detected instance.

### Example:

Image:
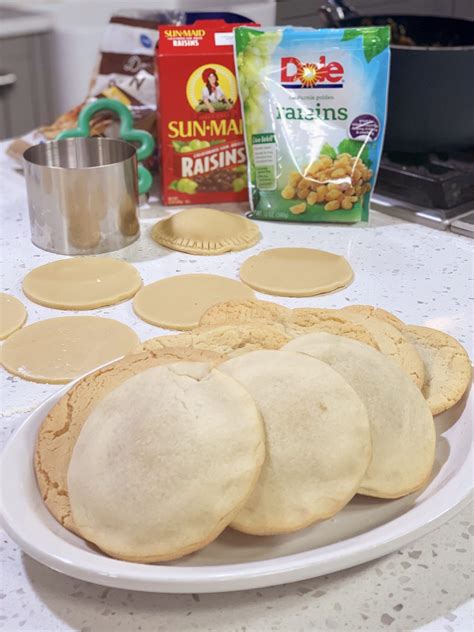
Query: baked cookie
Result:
<box><xmin>339</xmin><ymin>306</ymin><xmax>424</xmax><ymax>388</ymax></box>
<box><xmin>35</xmin><ymin>347</ymin><xmax>224</xmax><ymax>532</ymax></box>
<box><xmin>151</xmin><ymin>207</ymin><xmax>261</xmax><ymax>255</ymax></box>
<box><xmin>199</xmin><ymin>298</ymin><xmax>291</xmax><ymax>327</ymax></box>
<box><xmin>339</xmin><ymin>305</ymin><xmax>406</xmax><ymax>330</ymax></box>
<box><xmin>67</xmin><ymin>361</ymin><xmax>265</xmax><ymax>562</ymax></box>
<box><xmin>405</xmin><ymin>325</ymin><xmax>472</xmax><ymax>415</ymax></box>
<box><xmin>285</xmin><ymin>333</ymin><xmax>436</xmax><ymax>499</ymax></box>
<box><xmin>284</xmin><ymin>308</ymin><xmax>379</xmax><ymax>349</ymax></box>
<box><xmin>137</xmin><ymin>323</ymin><xmax>291</xmax><ymax>357</ymax></box>
<box><xmin>220</xmin><ymin>350</ymin><xmax>371</xmax><ymax>535</ymax></box>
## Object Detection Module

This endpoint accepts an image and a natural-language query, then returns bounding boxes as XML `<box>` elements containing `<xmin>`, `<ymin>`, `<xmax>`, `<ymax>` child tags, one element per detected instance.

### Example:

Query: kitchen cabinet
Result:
<box><xmin>0</xmin><ymin>32</ymin><xmax>53</xmax><ymax>139</ymax></box>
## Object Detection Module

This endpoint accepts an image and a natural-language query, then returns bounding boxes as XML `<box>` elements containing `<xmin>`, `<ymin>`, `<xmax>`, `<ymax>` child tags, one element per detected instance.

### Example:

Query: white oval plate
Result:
<box><xmin>1</xmin><ymin>380</ymin><xmax>472</xmax><ymax>593</ymax></box>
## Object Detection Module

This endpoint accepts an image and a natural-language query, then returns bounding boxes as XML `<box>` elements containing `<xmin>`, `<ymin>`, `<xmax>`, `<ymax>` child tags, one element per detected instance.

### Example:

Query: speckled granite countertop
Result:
<box><xmin>1</xmin><ymin>160</ymin><xmax>473</xmax><ymax>631</ymax></box>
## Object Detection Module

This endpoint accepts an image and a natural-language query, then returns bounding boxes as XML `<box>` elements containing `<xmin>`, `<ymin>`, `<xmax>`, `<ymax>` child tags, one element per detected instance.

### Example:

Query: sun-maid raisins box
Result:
<box><xmin>157</xmin><ymin>21</ymin><xmax>256</xmax><ymax>205</ymax></box>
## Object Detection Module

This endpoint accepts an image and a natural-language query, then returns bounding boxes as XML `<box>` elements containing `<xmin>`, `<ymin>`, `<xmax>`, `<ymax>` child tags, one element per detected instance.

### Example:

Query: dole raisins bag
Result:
<box><xmin>234</xmin><ymin>26</ymin><xmax>390</xmax><ymax>222</ymax></box>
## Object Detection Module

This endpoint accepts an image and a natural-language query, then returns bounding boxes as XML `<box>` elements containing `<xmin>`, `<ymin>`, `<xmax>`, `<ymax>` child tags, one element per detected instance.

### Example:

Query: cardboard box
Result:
<box><xmin>157</xmin><ymin>21</ymin><xmax>254</xmax><ymax>205</ymax></box>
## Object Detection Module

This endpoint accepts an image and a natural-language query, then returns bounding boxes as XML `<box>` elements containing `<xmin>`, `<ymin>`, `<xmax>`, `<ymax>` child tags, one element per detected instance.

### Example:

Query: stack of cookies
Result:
<box><xmin>35</xmin><ymin>300</ymin><xmax>471</xmax><ymax>563</ymax></box>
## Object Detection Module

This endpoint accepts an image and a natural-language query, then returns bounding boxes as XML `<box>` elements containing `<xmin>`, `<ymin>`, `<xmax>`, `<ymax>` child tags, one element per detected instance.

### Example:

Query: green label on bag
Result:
<box><xmin>252</xmin><ymin>133</ymin><xmax>276</xmax><ymax>190</ymax></box>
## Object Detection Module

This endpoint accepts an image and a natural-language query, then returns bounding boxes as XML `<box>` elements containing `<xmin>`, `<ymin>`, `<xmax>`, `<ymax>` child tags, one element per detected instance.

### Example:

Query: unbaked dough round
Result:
<box><xmin>152</xmin><ymin>207</ymin><xmax>261</xmax><ymax>255</ymax></box>
<box><xmin>0</xmin><ymin>316</ymin><xmax>139</xmax><ymax>383</ymax></box>
<box><xmin>240</xmin><ymin>248</ymin><xmax>353</xmax><ymax>297</ymax></box>
<box><xmin>0</xmin><ymin>293</ymin><xmax>27</xmax><ymax>340</ymax></box>
<box><xmin>220</xmin><ymin>350</ymin><xmax>371</xmax><ymax>535</ymax></box>
<box><xmin>23</xmin><ymin>257</ymin><xmax>142</xmax><ymax>310</ymax></box>
<box><xmin>133</xmin><ymin>274</ymin><xmax>255</xmax><ymax>330</ymax></box>
<box><xmin>68</xmin><ymin>362</ymin><xmax>265</xmax><ymax>562</ymax></box>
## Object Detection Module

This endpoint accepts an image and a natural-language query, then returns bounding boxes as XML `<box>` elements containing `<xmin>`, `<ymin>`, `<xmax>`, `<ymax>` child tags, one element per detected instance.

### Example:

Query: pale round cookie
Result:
<box><xmin>199</xmin><ymin>298</ymin><xmax>291</xmax><ymax>327</ymax></box>
<box><xmin>405</xmin><ymin>325</ymin><xmax>472</xmax><ymax>415</ymax></box>
<box><xmin>0</xmin><ymin>292</ymin><xmax>27</xmax><ymax>339</ymax></box>
<box><xmin>240</xmin><ymin>248</ymin><xmax>353</xmax><ymax>297</ymax></box>
<box><xmin>151</xmin><ymin>207</ymin><xmax>261</xmax><ymax>255</ymax></box>
<box><xmin>23</xmin><ymin>257</ymin><xmax>142</xmax><ymax>310</ymax></box>
<box><xmin>133</xmin><ymin>274</ymin><xmax>255</xmax><ymax>330</ymax></box>
<box><xmin>219</xmin><ymin>350</ymin><xmax>371</xmax><ymax>535</ymax></box>
<box><xmin>284</xmin><ymin>333</ymin><xmax>436</xmax><ymax>499</ymax></box>
<box><xmin>35</xmin><ymin>347</ymin><xmax>224</xmax><ymax>532</ymax></box>
<box><xmin>137</xmin><ymin>323</ymin><xmax>291</xmax><ymax>358</ymax></box>
<box><xmin>1</xmin><ymin>316</ymin><xmax>139</xmax><ymax>384</ymax></box>
<box><xmin>283</xmin><ymin>308</ymin><xmax>379</xmax><ymax>349</ymax></box>
<box><xmin>67</xmin><ymin>362</ymin><xmax>265</xmax><ymax>562</ymax></box>
<box><xmin>339</xmin><ymin>306</ymin><xmax>425</xmax><ymax>388</ymax></box>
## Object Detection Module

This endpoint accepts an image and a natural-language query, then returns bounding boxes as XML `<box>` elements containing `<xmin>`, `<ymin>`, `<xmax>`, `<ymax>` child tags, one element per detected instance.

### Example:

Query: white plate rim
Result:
<box><xmin>1</xmin><ymin>376</ymin><xmax>473</xmax><ymax>594</ymax></box>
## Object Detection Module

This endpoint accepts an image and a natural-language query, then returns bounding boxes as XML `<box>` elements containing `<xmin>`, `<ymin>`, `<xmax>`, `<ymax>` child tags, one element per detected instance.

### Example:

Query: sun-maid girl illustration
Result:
<box><xmin>199</xmin><ymin>67</ymin><xmax>231</xmax><ymax>113</ymax></box>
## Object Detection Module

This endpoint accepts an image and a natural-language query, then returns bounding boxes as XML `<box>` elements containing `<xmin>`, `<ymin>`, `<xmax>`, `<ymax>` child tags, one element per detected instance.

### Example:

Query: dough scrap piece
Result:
<box><xmin>133</xmin><ymin>274</ymin><xmax>255</xmax><ymax>330</ymax></box>
<box><xmin>67</xmin><ymin>362</ymin><xmax>265</xmax><ymax>562</ymax></box>
<box><xmin>283</xmin><ymin>308</ymin><xmax>379</xmax><ymax>349</ymax></box>
<box><xmin>35</xmin><ymin>347</ymin><xmax>224</xmax><ymax>532</ymax></box>
<box><xmin>339</xmin><ymin>306</ymin><xmax>425</xmax><ymax>388</ymax></box>
<box><xmin>151</xmin><ymin>207</ymin><xmax>261</xmax><ymax>255</ymax></box>
<box><xmin>23</xmin><ymin>257</ymin><xmax>142</xmax><ymax>310</ymax></box>
<box><xmin>240</xmin><ymin>247</ymin><xmax>353</xmax><ymax>297</ymax></box>
<box><xmin>137</xmin><ymin>323</ymin><xmax>291</xmax><ymax>358</ymax></box>
<box><xmin>1</xmin><ymin>316</ymin><xmax>139</xmax><ymax>384</ymax></box>
<box><xmin>220</xmin><ymin>350</ymin><xmax>371</xmax><ymax>535</ymax></box>
<box><xmin>405</xmin><ymin>325</ymin><xmax>472</xmax><ymax>415</ymax></box>
<box><xmin>199</xmin><ymin>298</ymin><xmax>291</xmax><ymax>327</ymax></box>
<box><xmin>0</xmin><ymin>293</ymin><xmax>27</xmax><ymax>339</ymax></box>
<box><xmin>284</xmin><ymin>333</ymin><xmax>436</xmax><ymax>499</ymax></box>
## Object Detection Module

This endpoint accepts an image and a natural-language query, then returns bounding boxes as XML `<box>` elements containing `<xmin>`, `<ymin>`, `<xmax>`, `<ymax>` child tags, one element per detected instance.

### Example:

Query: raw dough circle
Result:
<box><xmin>220</xmin><ymin>349</ymin><xmax>371</xmax><ymax>535</ymax></box>
<box><xmin>405</xmin><ymin>325</ymin><xmax>472</xmax><ymax>415</ymax></box>
<box><xmin>152</xmin><ymin>207</ymin><xmax>261</xmax><ymax>255</ymax></box>
<box><xmin>240</xmin><ymin>248</ymin><xmax>354</xmax><ymax>297</ymax></box>
<box><xmin>133</xmin><ymin>274</ymin><xmax>255</xmax><ymax>330</ymax></box>
<box><xmin>284</xmin><ymin>333</ymin><xmax>436</xmax><ymax>499</ymax></box>
<box><xmin>23</xmin><ymin>257</ymin><xmax>142</xmax><ymax>310</ymax></box>
<box><xmin>0</xmin><ymin>293</ymin><xmax>27</xmax><ymax>339</ymax></box>
<box><xmin>67</xmin><ymin>362</ymin><xmax>265</xmax><ymax>562</ymax></box>
<box><xmin>35</xmin><ymin>347</ymin><xmax>225</xmax><ymax>532</ymax></box>
<box><xmin>0</xmin><ymin>316</ymin><xmax>139</xmax><ymax>384</ymax></box>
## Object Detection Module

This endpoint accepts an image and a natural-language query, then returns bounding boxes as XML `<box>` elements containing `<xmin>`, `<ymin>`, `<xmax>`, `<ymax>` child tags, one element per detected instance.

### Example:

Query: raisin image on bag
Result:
<box><xmin>157</xmin><ymin>20</ymin><xmax>256</xmax><ymax>206</ymax></box>
<box><xmin>281</xmin><ymin>142</ymin><xmax>372</xmax><ymax>213</ymax></box>
<box><xmin>234</xmin><ymin>26</ymin><xmax>390</xmax><ymax>222</ymax></box>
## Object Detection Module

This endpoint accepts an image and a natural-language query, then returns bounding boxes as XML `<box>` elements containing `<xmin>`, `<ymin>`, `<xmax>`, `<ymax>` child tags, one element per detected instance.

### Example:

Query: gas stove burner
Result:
<box><xmin>375</xmin><ymin>150</ymin><xmax>474</xmax><ymax>210</ymax></box>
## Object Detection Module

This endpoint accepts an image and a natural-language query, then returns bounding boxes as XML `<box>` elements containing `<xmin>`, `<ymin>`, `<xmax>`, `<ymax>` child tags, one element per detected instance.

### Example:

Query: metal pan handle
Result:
<box><xmin>319</xmin><ymin>0</ymin><xmax>359</xmax><ymax>27</ymax></box>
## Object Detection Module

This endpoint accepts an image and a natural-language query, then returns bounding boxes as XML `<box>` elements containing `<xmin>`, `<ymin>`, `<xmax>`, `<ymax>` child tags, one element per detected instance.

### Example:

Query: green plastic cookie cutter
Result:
<box><xmin>56</xmin><ymin>98</ymin><xmax>155</xmax><ymax>195</ymax></box>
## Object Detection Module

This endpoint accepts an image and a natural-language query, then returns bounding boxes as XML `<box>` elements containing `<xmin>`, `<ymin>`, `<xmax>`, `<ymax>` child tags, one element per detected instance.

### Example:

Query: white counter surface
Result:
<box><xmin>0</xmin><ymin>161</ymin><xmax>473</xmax><ymax>631</ymax></box>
